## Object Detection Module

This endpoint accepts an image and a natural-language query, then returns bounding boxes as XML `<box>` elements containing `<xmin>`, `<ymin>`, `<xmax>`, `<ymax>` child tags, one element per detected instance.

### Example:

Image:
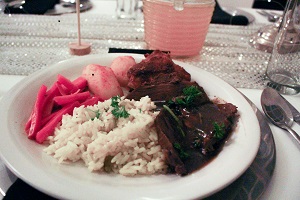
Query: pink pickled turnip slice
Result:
<box><xmin>53</xmin><ymin>91</ymin><xmax>91</xmax><ymax>105</ymax></box>
<box><xmin>56</xmin><ymin>82</ymin><xmax>68</xmax><ymax>96</ymax></box>
<box><xmin>57</xmin><ymin>74</ymin><xmax>78</xmax><ymax>92</ymax></box>
<box><xmin>41</xmin><ymin>111</ymin><xmax>55</xmax><ymax>127</ymax></box>
<box><xmin>35</xmin><ymin>101</ymin><xmax>80</xmax><ymax>143</ymax></box>
<box><xmin>25</xmin><ymin>110</ymin><xmax>33</xmax><ymax>134</ymax></box>
<box><xmin>43</xmin><ymin>83</ymin><xmax>60</xmax><ymax>117</ymax></box>
<box><xmin>27</xmin><ymin>85</ymin><xmax>47</xmax><ymax>139</ymax></box>
<box><xmin>72</xmin><ymin>76</ymin><xmax>87</xmax><ymax>91</ymax></box>
<box><xmin>57</xmin><ymin>74</ymin><xmax>78</xmax><ymax>94</ymax></box>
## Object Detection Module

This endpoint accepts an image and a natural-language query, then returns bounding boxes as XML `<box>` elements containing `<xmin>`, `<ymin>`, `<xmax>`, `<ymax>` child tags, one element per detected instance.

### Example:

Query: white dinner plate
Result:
<box><xmin>223</xmin><ymin>6</ymin><xmax>255</xmax><ymax>24</ymax></box>
<box><xmin>0</xmin><ymin>53</ymin><xmax>260</xmax><ymax>200</ymax></box>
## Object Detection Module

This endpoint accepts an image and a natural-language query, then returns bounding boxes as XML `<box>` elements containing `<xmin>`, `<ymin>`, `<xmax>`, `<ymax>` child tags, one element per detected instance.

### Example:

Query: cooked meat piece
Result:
<box><xmin>155</xmin><ymin>112</ymin><xmax>187</xmax><ymax>174</ymax></box>
<box><xmin>155</xmin><ymin>112</ymin><xmax>181</xmax><ymax>175</ymax></box>
<box><xmin>217</xmin><ymin>103</ymin><xmax>239</xmax><ymax>117</ymax></box>
<box><xmin>155</xmin><ymin>102</ymin><xmax>238</xmax><ymax>175</ymax></box>
<box><xmin>126</xmin><ymin>81</ymin><xmax>210</xmax><ymax>108</ymax></box>
<box><xmin>127</xmin><ymin>50</ymin><xmax>191</xmax><ymax>89</ymax></box>
<box><xmin>187</xmin><ymin>103</ymin><xmax>238</xmax><ymax>154</ymax></box>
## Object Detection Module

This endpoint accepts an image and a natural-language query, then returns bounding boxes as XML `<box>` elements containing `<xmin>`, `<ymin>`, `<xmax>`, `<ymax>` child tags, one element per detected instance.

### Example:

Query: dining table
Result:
<box><xmin>0</xmin><ymin>0</ymin><xmax>300</xmax><ymax>199</ymax></box>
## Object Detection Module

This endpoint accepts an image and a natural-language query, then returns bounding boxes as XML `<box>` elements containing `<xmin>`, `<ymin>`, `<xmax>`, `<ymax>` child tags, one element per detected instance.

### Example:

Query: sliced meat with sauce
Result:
<box><xmin>126</xmin><ymin>81</ymin><xmax>210</xmax><ymax>108</ymax></box>
<box><xmin>155</xmin><ymin>101</ymin><xmax>238</xmax><ymax>175</ymax></box>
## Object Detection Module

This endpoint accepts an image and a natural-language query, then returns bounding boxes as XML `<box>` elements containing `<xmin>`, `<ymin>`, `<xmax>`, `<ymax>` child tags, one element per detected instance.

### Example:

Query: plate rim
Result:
<box><xmin>222</xmin><ymin>6</ymin><xmax>256</xmax><ymax>24</ymax></box>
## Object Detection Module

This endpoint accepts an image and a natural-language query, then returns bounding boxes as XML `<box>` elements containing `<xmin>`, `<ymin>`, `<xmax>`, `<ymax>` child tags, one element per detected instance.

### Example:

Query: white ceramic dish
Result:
<box><xmin>0</xmin><ymin>54</ymin><xmax>260</xmax><ymax>200</ymax></box>
<box><xmin>223</xmin><ymin>6</ymin><xmax>255</xmax><ymax>24</ymax></box>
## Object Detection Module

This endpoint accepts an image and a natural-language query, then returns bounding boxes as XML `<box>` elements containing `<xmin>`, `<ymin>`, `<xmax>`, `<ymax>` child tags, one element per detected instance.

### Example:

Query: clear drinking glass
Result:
<box><xmin>266</xmin><ymin>0</ymin><xmax>300</xmax><ymax>94</ymax></box>
<box><xmin>143</xmin><ymin>0</ymin><xmax>215</xmax><ymax>57</ymax></box>
<box><xmin>116</xmin><ymin>0</ymin><xmax>139</xmax><ymax>19</ymax></box>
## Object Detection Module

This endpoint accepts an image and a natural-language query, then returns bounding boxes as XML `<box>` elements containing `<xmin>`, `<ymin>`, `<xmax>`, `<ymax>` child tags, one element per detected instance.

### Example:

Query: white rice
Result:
<box><xmin>44</xmin><ymin>96</ymin><xmax>168</xmax><ymax>176</ymax></box>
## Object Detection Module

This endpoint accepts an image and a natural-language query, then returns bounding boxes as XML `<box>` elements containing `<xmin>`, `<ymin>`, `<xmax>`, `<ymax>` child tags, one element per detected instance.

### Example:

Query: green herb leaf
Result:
<box><xmin>163</xmin><ymin>105</ymin><xmax>185</xmax><ymax>137</ymax></box>
<box><xmin>112</xmin><ymin>106</ymin><xmax>130</xmax><ymax>118</ymax></box>
<box><xmin>213</xmin><ymin>122</ymin><xmax>226</xmax><ymax>139</ymax></box>
<box><xmin>110</xmin><ymin>96</ymin><xmax>130</xmax><ymax>119</ymax></box>
<box><xmin>111</xmin><ymin>95</ymin><xmax>121</xmax><ymax>108</ymax></box>
<box><xmin>173</xmin><ymin>142</ymin><xmax>189</xmax><ymax>159</ymax></box>
<box><xmin>92</xmin><ymin>110</ymin><xmax>101</xmax><ymax>120</ymax></box>
<box><xmin>192</xmin><ymin>138</ymin><xmax>202</xmax><ymax>148</ymax></box>
<box><xmin>175</xmin><ymin>97</ymin><xmax>185</xmax><ymax>105</ymax></box>
<box><xmin>183</xmin><ymin>85</ymin><xmax>201</xmax><ymax>97</ymax></box>
<box><xmin>87</xmin><ymin>109</ymin><xmax>101</xmax><ymax>121</ymax></box>
<box><xmin>168</xmin><ymin>86</ymin><xmax>202</xmax><ymax>107</ymax></box>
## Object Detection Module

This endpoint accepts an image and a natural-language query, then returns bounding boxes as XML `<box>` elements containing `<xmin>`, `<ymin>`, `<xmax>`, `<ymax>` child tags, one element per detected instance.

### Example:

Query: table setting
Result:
<box><xmin>0</xmin><ymin>0</ymin><xmax>300</xmax><ymax>199</ymax></box>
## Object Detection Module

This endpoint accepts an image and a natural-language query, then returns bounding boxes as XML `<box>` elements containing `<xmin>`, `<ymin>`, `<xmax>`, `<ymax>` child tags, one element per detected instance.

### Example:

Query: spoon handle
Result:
<box><xmin>285</xmin><ymin>126</ymin><xmax>300</xmax><ymax>145</ymax></box>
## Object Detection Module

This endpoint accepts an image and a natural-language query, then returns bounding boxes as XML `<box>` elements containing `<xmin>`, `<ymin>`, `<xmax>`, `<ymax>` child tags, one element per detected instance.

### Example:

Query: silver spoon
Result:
<box><xmin>267</xmin><ymin>13</ymin><xmax>281</xmax><ymax>22</ymax></box>
<box><xmin>261</xmin><ymin>88</ymin><xmax>300</xmax><ymax>144</ymax></box>
<box><xmin>257</xmin><ymin>10</ymin><xmax>281</xmax><ymax>22</ymax></box>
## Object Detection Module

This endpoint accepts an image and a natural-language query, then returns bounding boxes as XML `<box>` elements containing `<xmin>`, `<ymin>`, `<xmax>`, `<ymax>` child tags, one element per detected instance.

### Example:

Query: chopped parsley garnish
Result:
<box><xmin>183</xmin><ymin>85</ymin><xmax>202</xmax><ymax>101</ymax></box>
<box><xmin>87</xmin><ymin>109</ymin><xmax>101</xmax><ymax>121</ymax></box>
<box><xmin>173</xmin><ymin>143</ymin><xmax>189</xmax><ymax>159</ymax></box>
<box><xmin>92</xmin><ymin>110</ymin><xmax>101</xmax><ymax>120</ymax></box>
<box><xmin>110</xmin><ymin>96</ymin><xmax>130</xmax><ymax>119</ymax></box>
<box><xmin>112</xmin><ymin>106</ymin><xmax>130</xmax><ymax>118</ymax></box>
<box><xmin>111</xmin><ymin>96</ymin><xmax>121</xmax><ymax>107</ymax></box>
<box><xmin>163</xmin><ymin>105</ymin><xmax>185</xmax><ymax>137</ymax></box>
<box><xmin>168</xmin><ymin>86</ymin><xmax>202</xmax><ymax>107</ymax></box>
<box><xmin>192</xmin><ymin>137</ymin><xmax>202</xmax><ymax>148</ymax></box>
<box><xmin>213</xmin><ymin>122</ymin><xmax>226</xmax><ymax>139</ymax></box>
